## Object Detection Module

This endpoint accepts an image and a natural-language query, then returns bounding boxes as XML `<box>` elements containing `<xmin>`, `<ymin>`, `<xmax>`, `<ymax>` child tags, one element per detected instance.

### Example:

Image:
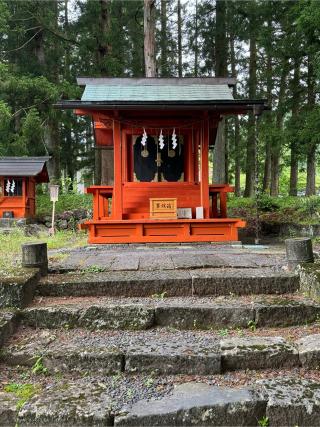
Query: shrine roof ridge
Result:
<box><xmin>77</xmin><ymin>77</ymin><xmax>237</xmax><ymax>86</ymax></box>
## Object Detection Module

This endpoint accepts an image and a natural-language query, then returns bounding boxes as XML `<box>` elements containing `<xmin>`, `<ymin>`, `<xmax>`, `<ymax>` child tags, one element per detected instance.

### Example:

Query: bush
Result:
<box><xmin>256</xmin><ymin>194</ymin><xmax>280</xmax><ymax>212</ymax></box>
<box><xmin>36</xmin><ymin>193</ymin><xmax>92</xmax><ymax>216</ymax></box>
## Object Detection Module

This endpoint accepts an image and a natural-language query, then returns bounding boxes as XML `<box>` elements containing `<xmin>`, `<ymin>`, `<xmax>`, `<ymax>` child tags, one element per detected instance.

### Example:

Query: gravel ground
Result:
<box><xmin>5</xmin><ymin>323</ymin><xmax>320</xmax><ymax>353</ymax></box>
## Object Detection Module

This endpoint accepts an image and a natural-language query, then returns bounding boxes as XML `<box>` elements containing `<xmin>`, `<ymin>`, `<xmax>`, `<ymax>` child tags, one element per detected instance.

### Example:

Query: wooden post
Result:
<box><xmin>200</xmin><ymin>119</ymin><xmax>210</xmax><ymax>218</ymax></box>
<box><xmin>112</xmin><ymin>119</ymin><xmax>122</xmax><ymax>219</ymax></box>
<box><xmin>285</xmin><ymin>238</ymin><xmax>314</xmax><ymax>271</ymax></box>
<box><xmin>22</xmin><ymin>242</ymin><xmax>48</xmax><ymax>276</ymax></box>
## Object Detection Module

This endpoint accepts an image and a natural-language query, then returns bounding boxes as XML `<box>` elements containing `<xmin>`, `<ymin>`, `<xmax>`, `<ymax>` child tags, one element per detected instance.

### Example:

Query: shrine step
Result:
<box><xmin>19</xmin><ymin>294</ymin><xmax>320</xmax><ymax>330</ymax></box>
<box><xmin>2</xmin><ymin>326</ymin><xmax>320</xmax><ymax>375</ymax></box>
<box><xmin>37</xmin><ymin>268</ymin><xmax>299</xmax><ymax>298</ymax></box>
<box><xmin>1</xmin><ymin>368</ymin><xmax>320</xmax><ymax>427</ymax></box>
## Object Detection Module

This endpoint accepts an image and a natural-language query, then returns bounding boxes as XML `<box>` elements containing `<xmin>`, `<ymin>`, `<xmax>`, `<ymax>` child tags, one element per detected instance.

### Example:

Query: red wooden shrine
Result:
<box><xmin>0</xmin><ymin>157</ymin><xmax>49</xmax><ymax>219</ymax></box>
<box><xmin>57</xmin><ymin>78</ymin><xmax>267</xmax><ymax>244</ymax></box>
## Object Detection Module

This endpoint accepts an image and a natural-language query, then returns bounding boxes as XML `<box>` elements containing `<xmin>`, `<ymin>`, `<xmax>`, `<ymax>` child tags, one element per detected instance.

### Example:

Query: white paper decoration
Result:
<box><xmin>11</xmin><ymin>180</ymin><xmax>15</xmax><ymax>193</ymax></box>
<box><xmin>159</xmin><ymin>129</ymin><xmax>165</xmax><ymax>150</ymax></box>
<box><xmin>172</xmin><ymin>128</ymin><xmax>177</xmax><ymax>149</ymax></box>
<box><xmin>5</xmin><ymin>180</ymin><xmax>11</xmax><ymax>194</ymax></box>
<box><xmin>141</xmin><ymin>128</ymin><xmax>148</xmax><ymax>146</ymax></box>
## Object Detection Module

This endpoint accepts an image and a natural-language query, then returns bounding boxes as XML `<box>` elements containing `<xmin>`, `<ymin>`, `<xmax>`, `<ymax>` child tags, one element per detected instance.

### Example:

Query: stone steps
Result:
<box><xmin>1</xmin><ymin>371</ymin><xmax>320</xmax><ymax>426</ymax></box>
<box><xmin>2</xmin><ymin>327</ymin><xmax>320</xmax><ymax>375</ymax></box>
<box><xmin>38</xmin><ymin>268</ymin><xmax>299</xmax><ymax>298</ymax></box>
<box><xmin>20</xmin><ymin>295</ymin><xmax>320</xmax><ymax>330</ymax></box>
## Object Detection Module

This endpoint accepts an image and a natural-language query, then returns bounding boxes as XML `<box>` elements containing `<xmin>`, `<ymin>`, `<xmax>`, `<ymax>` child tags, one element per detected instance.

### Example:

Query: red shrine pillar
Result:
<box><xmin>112</xmin><ymin>120</ymin><xmax>123</xmax><ymax>219</ymax></box>
<box><xmin>200</xmin><ymin>118</ymin><xmax>210</xmax><ymax>219</ymax></box>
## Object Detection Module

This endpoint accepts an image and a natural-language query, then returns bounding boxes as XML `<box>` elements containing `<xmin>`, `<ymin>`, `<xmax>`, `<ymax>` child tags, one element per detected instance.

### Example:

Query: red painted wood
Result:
<box><xmin>112</xmin><ymin>120</ymin><xmax>123</xmax><ymax>219</ymax></box>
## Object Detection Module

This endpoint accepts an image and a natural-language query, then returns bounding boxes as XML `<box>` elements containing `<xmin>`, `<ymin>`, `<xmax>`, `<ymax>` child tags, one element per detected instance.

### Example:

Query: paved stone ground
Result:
<box><xmin>49</xmin><ymin>243</ymin><xmax>287</xmax><ymax>272</ymax></box>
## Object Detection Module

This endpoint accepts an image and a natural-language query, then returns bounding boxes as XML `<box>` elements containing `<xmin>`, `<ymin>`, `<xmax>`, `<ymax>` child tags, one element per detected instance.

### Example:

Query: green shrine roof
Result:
<box><xmin>81</xmin><ymin>81</ymin><xmax>234</xmax><ymax>102</ymax></box>
<box><xmin>55</xmin><ymin>78</ymin><xmax>269</xmax><ymax>113</ymax></box>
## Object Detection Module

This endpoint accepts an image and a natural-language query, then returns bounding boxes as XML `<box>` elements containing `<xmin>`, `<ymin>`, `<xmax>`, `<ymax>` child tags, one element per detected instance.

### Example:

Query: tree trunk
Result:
<box><xmin>45</xmin><ymin>118</ymin><xmax>60</xmax><ymax>181</ymax></box>
<box><xmin>306</xmin><ymin>55</ymin><xmax>316</xmax><ymax>196</ymax></box>
<box><xmin>144</xmin><ymin>0</ymin><xmax>156</xmax><ymax>77</ymax></box>
<box><xmin>213</xmin><ymin>0</ymin><xmax>227</xmax><ymax>184</ymax></box>
<box><xmin>289</xmin><ymin>57</ymin><xmax>301</xmax><ymax>196</ymax></box>
<box><xmin>244</xmin><ymin>13</ymin><xmax>257</xmax><ymax>197</ymax></box>
<box><xmin>97</xmin><ymin>0</ymin><xmax>112</xmax><ymax>74</ymax></box>
<box><xmin>177</xmin><ymin>0</ymin><xmax>182</xmax><ymax>77</ymax></box>
<box><xmin>230</xmin><ymin>28</ymin><xmax>240</xmax><ymax>195</ymax></box>
<box><xmin>160</xmin><ymin>0</ymin><xmax>168</xmax><ymax>77</ymax></box>
<box><xmin>215</xmin><ymin>0</ymin><xmax>227</xmax><ymax>77</ymax></box>
<box><xmin>270</xmin><ymin>58</ymin><xmax>289</xmax><ymax>196</ymax></box>
<box><xmin>44</xmin><ymin>1</ymin><xmax>60</xmax><ymax>181</ymax></box>
<box><xmin>194</xmin><ymin>0</ymin><xmax>198</xmax><ymax>77</ymax></box>
<box><xmin>262</xmin><ymin>34</ymin><xmax>272</xmax><ymax>193</ymax></box>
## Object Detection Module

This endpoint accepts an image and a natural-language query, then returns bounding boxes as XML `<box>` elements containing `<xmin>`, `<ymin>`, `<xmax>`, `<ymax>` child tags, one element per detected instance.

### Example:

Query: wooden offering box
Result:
<box><xmin>150</xmin><ymin>198</ymin><xmax>177</xmax><ymax>219</ymax></box>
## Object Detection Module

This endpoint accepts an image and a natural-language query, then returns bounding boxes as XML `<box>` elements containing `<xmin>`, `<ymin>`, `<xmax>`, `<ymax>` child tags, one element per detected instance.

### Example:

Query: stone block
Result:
<box><xmin>254</xmin><ymin>299</ymin><xmax>320</xmax><ymax>327</ymax></box>
<box><xmin>22</xmin><ymin>304</ymin><xmax>155</xmax><ymax>330</ymax></box>
<box><xmin>0</xmin><ymin>311</ymin><xmax>18</xmax><ymax>348</ymax></box>
<box><xmin>257</xmin><ymin>378</ymin><xmax>320</xmax><ymax>426</ymax></box>
<box><xmin>296</xmin><ymin>334</ymin><xmax>320</xmax><ymax>369</ymax></box>
<box><xmin>221</xmin><ymin>336</ymin><xmax>299</xmax><ymax>371</ymax></box>
<box><xmin>155</xmin><ymin>304</ymin><xmax>254</xmax><ymax>330</ymax></box>
<box><xmin>0</xmin><ymin>392</ymin><xmax>18</xmax><ymax>426</ymax></box>
<box><xmin>190</xmin><ymin>269</ymin><xmax>299</xmax><ymax>297</ymax></box>
<box><xmin>115</xmin><ymin>382</ymin><xmax>267</xmax><ymax>426</ymax></box>
<box><xmin>0</xmin><ymin>269</ymin><xmax>39</xmax><ymax>308</ymax></box>
<box><xmin>18</xmin><ymin>383</ymin><xmax>113</xmax><ymax>426</ymax></box>
<box><xmin>125</xmin><ymin>341</ymin><xmax>220</xmax><ymax>375</ymax></box>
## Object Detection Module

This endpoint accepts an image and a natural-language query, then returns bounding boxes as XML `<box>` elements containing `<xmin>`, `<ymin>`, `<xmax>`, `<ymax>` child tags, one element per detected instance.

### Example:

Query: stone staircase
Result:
<box><xmin>1</xmin><ymin>262</ymin><xmax>320</xmax><ymax>425</ymax></box>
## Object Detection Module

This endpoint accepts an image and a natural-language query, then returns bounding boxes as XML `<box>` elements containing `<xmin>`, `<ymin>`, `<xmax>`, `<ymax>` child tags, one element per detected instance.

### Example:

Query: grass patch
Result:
<box><xmin>0</xmin><ymin>228</ymin><xmax>87</xmax><ymax>278</ymax></box>
<box><xmin>4</xmin><ymin>383</ymin><xmax>40</xmax><ymax>410</ymax></box>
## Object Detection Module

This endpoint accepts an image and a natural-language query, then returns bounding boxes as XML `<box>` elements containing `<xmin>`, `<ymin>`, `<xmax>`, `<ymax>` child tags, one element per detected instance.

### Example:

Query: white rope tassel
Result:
<box><xmin>159</xmin><ymin>129</ymin><xmax>165</xmax><ymax>150</ymax></box>
<box><xmin>11</xmin><ymin>180</ymin><xmax>15</xmax><ymax>194</ymax></box>
<box><xmin>172</xmin><ymin>128</ymin><xmax>177</xmax><ymax>149</ymax></box>
<box><xmin>141</xmin><ymin>128</ymin><xmax>148</xmax><ymax>146</ymax></box>
<box><xmin>5</xmin><ymin>180</ymin><xmax>11</xmax><ymax>194</ymax></box>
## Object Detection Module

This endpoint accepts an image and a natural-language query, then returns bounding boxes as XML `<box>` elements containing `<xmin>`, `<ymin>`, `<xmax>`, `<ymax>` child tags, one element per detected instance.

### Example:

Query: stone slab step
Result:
<box><xmin>115</xmin><ymin>379</ymin><xmax>320</xmax><ymax>426</ymax></box>
<box><xmin>115</xmin><ymin>382</ymin><xmax>266</xmax><ymax>426</ymax></box>
<box><xmin>0</xmin><ymin>312</ymin><xmax>17</xmax><ymax>348</ymax></box>
<box><xmin>1</xmin><ymin>367</ymin><xmax>320</xmax><ymax>427</ymax></box>
<box><xmin>20</xmin><ymin>295</ymin><xmax>320</xmax><ymax>331</ymax></box>
<box><xmin>3</xmin><ymin>327</ymin><xmax>320</xmax><ymax>375</ymax></box>
<box><xmin>37</xmin><ymin>268</ymin><xmax>299</xmax><ymax>298</ymax></box>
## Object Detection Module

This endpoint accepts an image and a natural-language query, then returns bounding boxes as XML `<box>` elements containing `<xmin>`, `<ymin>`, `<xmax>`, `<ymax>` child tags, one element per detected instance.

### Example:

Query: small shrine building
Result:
<box><xmin>57</xmin><ymin>78</ymin><xmax>267</xmax><ymax>244</ymax></box>
<box><xmin>0</xmin><ymin>157</ymin><xmax>49</xmax><ymax>219</ymax></box>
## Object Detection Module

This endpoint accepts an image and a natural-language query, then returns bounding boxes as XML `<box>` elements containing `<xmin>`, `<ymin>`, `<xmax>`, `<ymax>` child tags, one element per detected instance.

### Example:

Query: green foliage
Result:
<box><xmin>258</xmin><ymin>416</ymin><xmax>269</xmax><ymax>427</ymax></box>
<box><xmin>31</xmin><ymin>357</ymin><xmax>48</xmax><ymax>375</ymax></box>
<box><xmin>247</xmin><ymin>320</ymin><xmax>257</xmax><ymax>332</ymax></box>
<box><xmin>4</xmin><ymin>383</ymin><xmax>40</xmax><ymax>410</ymax></box>
<box><xmin>82</xmin><ymin>265</ymin><xmax>106</xmax><ymax>273</ymax></box>
<box><xmin>151</xmin><ymin>291</ymin><xmax>167</xmax><ymax>300</ymax></box>
<box><xmin>256</xmin><ymin>194</ymin><xmax>280</xmax><ymax>212</ymax></box>
<box><xmin>218</xmin><ymin>328</ymin><xmax>229</xmax><ymax>337</ymax></box>
<box><xmin>36</xmin><ymin>193</ymin><xmax>92</xmax><ymax>216</ymax></box>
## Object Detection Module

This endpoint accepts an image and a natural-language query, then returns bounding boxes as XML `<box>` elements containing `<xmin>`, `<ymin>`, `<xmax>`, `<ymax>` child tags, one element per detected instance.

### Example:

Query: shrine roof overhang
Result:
<box><xmin>0</xmin><ymin>156</ymin><xmax>50</xmax><ymax>182</ymax></box>
<box><xmin>55</xmin><ymin>99</ymin><xmax>269</xmax><ymax>115</ymax></box>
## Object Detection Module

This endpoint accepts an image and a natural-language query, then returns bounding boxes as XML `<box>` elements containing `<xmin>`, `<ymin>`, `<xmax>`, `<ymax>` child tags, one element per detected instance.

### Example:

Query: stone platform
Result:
<box><xmin>49</xmin><ymin>242</ymin><xmax>286</xmax><ymax>272</ymax></box>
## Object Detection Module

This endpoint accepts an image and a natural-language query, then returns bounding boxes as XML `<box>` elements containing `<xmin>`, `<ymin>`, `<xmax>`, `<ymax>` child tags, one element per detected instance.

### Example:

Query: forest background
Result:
<box><xmin>0</xmin><ymin>0</ymin><xmax>320</xmax><ymax>199</ymax></box>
